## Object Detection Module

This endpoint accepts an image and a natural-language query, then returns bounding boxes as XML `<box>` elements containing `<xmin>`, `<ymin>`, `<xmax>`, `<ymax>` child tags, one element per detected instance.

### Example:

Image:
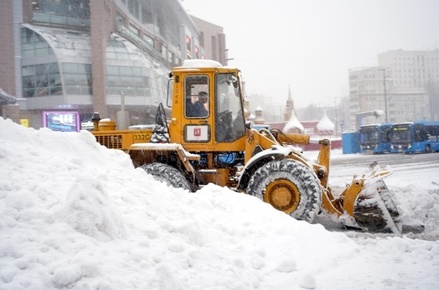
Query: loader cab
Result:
<box><xmin>168</xmin><ymin>60</ymin><xmax>247</xmax><ymax>151</ymax></box>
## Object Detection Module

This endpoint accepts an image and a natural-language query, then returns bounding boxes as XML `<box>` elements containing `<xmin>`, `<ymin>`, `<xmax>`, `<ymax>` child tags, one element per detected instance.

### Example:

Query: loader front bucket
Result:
<box><xmin>352</xmin><ymin>177</ymin><xmax>400</xmax><ymax>233</ymax></box>
<box><xmin>339</xmin><ymin>162</ymin><xmax>401</xmax><ymax>234</ymax></box>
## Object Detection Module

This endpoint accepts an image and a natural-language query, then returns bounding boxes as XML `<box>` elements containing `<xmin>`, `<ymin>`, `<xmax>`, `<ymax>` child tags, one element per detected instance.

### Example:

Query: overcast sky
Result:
<box><xmin>182</xmin><ymin>0</ymin><xmax>439</xmax><ymax>109</ymax></box>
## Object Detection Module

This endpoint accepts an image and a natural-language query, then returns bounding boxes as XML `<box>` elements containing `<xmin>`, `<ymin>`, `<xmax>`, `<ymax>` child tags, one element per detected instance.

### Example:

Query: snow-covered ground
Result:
<box><xmin>1</xmin><ymin>117</ymin><xmax>438</xmax><ymax>290</ymax></box>
<box><xmin>305</xmin><ymin>149</ymin><xmax>439</xmax><ymax>241</ymax></box>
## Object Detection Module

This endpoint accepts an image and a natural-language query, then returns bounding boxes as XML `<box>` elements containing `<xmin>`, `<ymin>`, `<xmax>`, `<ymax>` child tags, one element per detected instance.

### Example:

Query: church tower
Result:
<box><xmin>284</xmin><ymin>85</ymin><xmax>295</xmax><ymax>121</ymax></box>
<box><xmin>282</xmin><ymin>85</ymin><xmax>304</xmax><ymax>134</ymax></box>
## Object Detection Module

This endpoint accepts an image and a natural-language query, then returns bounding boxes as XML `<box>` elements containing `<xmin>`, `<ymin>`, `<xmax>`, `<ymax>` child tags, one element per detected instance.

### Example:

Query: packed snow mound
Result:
<box><xmin>1</xmin><ymin>117</ymin><xmax>439</xmax><ymax>290</ymax></box>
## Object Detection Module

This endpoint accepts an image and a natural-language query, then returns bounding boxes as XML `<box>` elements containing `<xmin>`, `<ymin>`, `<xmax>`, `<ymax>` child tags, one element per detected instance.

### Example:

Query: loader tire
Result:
<box><xmin>247</xmin><ymin>159</ymin><xmax>322</xmax><ymax>223</ymax></box>
<box><xmin>141</xmin><ymin>163</ymin><xmax>191</xmax><ymax>191</ymax></box>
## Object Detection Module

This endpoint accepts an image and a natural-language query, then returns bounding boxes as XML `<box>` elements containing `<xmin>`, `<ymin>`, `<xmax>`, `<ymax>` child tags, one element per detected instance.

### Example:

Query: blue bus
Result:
<box><xmin>390</xmin><ymin>121</ymin><xmax>439</xmax><ymax>154</ymax></box>
<box><xmin>359</xmin><ymin>124</ymin><xmax>392</xmax><ymax>154</ymax></box>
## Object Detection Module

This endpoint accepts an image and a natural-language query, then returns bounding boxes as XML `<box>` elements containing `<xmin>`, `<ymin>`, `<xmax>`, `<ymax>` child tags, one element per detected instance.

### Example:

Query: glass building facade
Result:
<box><xmin>31</xmin><ymin>0</ymin><xmax>91</xmax><ymax>29</ymax></box>
<box><xmin>105</xmin><ymin>34</ymin><xmax>164</xmax><ymax>101</ymax></box>
<box><xmin>19</xmin><ymin>25</ymin><xmax>94</xmax><ymax>113</ymax></box>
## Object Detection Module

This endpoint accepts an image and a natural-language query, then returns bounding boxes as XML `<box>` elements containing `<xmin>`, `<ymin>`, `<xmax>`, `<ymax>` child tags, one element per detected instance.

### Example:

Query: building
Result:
<box><xmin>0</xmin><ymin>0</ymin><xmax>227</xmax><ymax>129</ymax></box>
<box><xmin>379</xmin><ymin>49</ymin><xmax>439</xmax><ymax>121</ymax></box>
<box><xmin>190</xmin><ymin>15</ymin><xmax>227</xmax><ymax>65</ymax></box>
<box><xmin>349</xmin><ymin>49</ymin><xmax>439</xmax><ymax>128</ymax></box>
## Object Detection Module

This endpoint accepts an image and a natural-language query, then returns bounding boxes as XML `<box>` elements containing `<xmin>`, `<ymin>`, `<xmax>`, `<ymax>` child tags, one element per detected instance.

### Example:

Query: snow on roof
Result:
<box><xmin>317</xmin><ymin>110</ymin><xmax>335</xmax><ymax>132</ymax></box>
<box><xmin>283</xmin><ymin>110</ymin><xmax>304</xmax><ymax>133</ymax></box>
<box><xmin>183</xmin><ymin>59</ymin><xmax>223</xmax><ymax>68</ymax></box>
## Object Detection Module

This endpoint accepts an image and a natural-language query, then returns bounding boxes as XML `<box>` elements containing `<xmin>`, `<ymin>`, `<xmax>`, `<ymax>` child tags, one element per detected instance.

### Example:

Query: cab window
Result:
<box><xmin>215</xmin><ymin>73</ymin><xmax>246</xmax><ymax>142</ymax></box>
<box><xmin>184</xmin><ymin>75</ymin><xmax>209</xmax><ymax>118</ymax></box>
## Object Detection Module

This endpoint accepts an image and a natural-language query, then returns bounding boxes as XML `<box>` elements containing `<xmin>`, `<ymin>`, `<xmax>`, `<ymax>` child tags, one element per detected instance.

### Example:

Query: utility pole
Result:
<box><xmin>334</xmin><ymin>97</ymin><xmax>339</xmax><ymax>133</ymax></box>
<box><xmin>225</xmin><ymin>49</ymin><xmax>234</xmax><ymax>63</ymax></box>
<box><xmin>380</xmin><ymin>68</ymin><xmax>389</xmax><ymax>123</ymax></box>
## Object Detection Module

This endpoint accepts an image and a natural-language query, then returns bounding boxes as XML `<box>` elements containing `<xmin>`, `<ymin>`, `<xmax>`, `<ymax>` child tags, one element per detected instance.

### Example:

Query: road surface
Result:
<box><xmin>312</xmin><ymin>151</ymin><xmax>439</xmax><ymax>239</ymax></box>
<box><xmin>329</xmin><ymin>151</ymin><xmax>439</xmax><ymax>181</ymax></box>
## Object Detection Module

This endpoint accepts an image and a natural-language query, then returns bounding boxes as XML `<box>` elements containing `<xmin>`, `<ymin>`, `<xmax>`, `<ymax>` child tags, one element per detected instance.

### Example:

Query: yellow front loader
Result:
<box><xmin>92</xmin><ymin>59</ymin><xmax>420</xmax><ymax>234</ymax></box>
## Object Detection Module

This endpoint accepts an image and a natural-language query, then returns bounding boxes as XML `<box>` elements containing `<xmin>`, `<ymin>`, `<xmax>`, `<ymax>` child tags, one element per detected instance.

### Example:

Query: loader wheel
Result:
<box><xmin>141</xmin><ymin>163</ymin><xmax>191</xmax><ymax>191</ymax></box>
<box><xmin>247</xmin><ymin>159</ymin><xmax>322</xmax><ymax>223</ymax></box>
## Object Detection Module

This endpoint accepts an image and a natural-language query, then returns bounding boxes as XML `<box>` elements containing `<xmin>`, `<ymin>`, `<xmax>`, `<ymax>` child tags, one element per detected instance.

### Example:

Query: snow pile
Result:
<box><xmin>1</xmin><ymin>117</ymin><xmax>439</xmax><ymax>289</ymax></box>
<box><xmin>382</xmin><ymin>166</ymin><xmax>439</xmax><ymax>240</ymax></box>
<box><xmin>310</xmin><ymin>149</ymin><xmax>439</xmax><ymax>240</ymax></box>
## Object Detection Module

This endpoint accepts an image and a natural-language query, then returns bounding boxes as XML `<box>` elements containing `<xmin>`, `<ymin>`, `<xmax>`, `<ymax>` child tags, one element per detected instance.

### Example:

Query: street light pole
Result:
<box><xmin>224</xmin><ymin>49</ymin><xmax>234</xmax><ymax>64</ymax></box>
<box><xmin>334</xmin><ymin>97</ymin><xmax>339</xmax><ymax>133</ymax></box>
<box><xmin>381</xmin><ymin>68</ymin><xmax>389</xmax><ymax>123</ymax></box>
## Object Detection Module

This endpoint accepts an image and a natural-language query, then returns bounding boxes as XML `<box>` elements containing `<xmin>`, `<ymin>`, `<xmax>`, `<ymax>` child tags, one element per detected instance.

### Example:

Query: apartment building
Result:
<box><xmin>349</xmin><ymin>49</ymin><xmax>439</xmax><ymax>128</ymax></box>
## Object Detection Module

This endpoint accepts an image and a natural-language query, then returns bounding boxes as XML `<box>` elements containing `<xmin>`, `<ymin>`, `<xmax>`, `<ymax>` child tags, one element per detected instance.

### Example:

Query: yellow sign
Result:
<box><xmin>20</xmin><ymin>119</ymin><xmax>29</xmax><ymax>127</ymax></box>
